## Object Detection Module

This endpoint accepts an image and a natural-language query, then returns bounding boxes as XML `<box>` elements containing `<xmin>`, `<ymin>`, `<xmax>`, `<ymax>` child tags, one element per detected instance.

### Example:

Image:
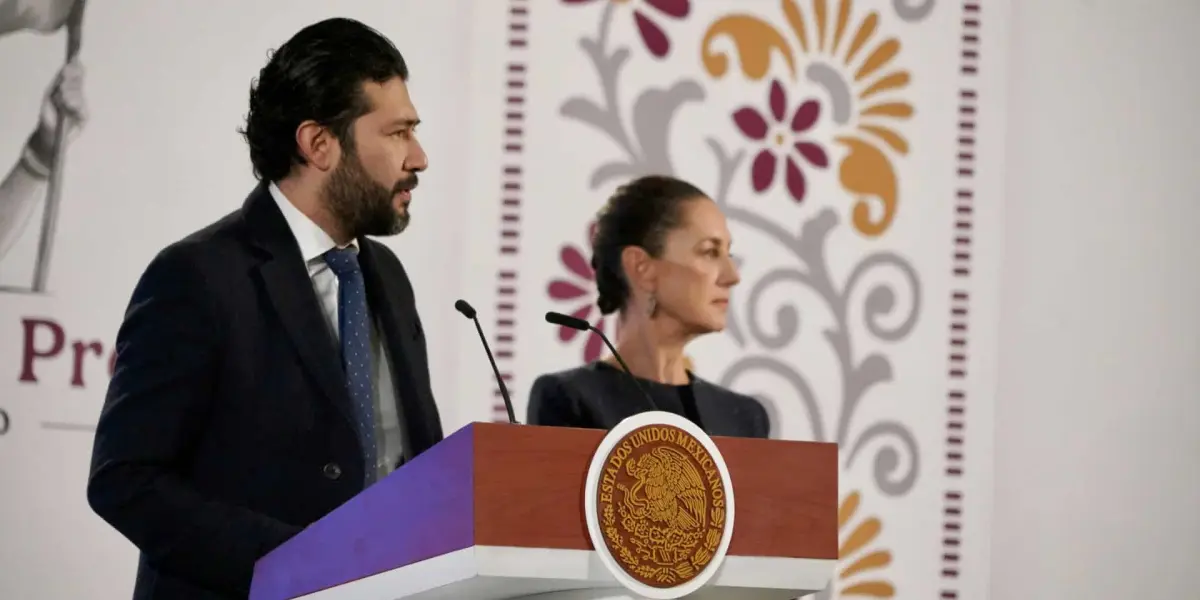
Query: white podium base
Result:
<box><xmin>295</xmin><ymin>545</ymin><xmax>832</xmax><ymax>600</ymax></box>
<box><xmin>523</xmin><ymin>590</ymin><xmax>810</xmax><ymax>600</ymax></box>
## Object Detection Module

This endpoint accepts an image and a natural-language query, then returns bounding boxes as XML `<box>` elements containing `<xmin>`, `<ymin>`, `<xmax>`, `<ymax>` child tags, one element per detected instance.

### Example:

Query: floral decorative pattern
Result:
<box><xmin>733</xmin><ymin>79</ymin><xmax>829</xmax><ymax>203</ymax></box>
<box><xmin>546</xmin><ymin>226</ymin><xmax>610</xmax><ymax>363</ymax></box>
<box><xmin>549</xmin><ymin>1</ymin><xmax>941</xmax><ymax>595</ymax></box>
<box><xmin>810</xmin><ymin>490</ymin><xmax>896</xmax><ymax>600</ymax></box>
<box><xmin>562</xmin><ymin>0</ymin><xmax>691</xmax><ymax>59</ymax></box>
<box><xmin>702</xmin><ymin>0</ymin><xmax>915</xmax><ymax>237</ymax></box>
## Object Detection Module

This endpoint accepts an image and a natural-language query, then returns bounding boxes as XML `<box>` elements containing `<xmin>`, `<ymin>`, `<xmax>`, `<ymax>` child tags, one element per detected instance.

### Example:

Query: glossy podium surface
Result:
<box><xmin>249</xmin><ymin>422</ymin><xmax>838</xmax><ymax>600</ymax></box>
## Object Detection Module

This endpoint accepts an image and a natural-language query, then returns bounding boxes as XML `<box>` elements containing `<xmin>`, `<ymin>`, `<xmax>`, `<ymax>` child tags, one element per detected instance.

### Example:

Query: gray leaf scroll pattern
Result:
<box><xmin>559</xmin><ymin>1</ymin><xmax>704</xmax><ymax>189</ymax></box>
<box><xmin>713</xmin><ymin>199</ymin><xmax>923</xmax><ymax>498</ymax></box>
<box><xmin>559</xmin><ymin>0</ymin><xmax>924</xmax><ymax>499</ymax></box>
<box><xmin>893</xmin><ymin>0</ymin><xmax>936</xmax><ymax>22</ymax></box>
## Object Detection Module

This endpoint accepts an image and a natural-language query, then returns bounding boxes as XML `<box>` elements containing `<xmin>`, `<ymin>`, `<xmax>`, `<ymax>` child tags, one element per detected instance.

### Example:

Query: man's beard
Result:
<box><xmin>322</xmin><ymin>150</ymin><xmax>416</xmax><ymax>240</ymax></box>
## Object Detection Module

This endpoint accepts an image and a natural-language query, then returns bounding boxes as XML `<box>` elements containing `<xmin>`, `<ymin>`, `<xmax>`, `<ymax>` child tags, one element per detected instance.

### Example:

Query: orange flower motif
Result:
<box><xmin>702</xmin><ymin>0</ymin><xmax>914</xmax><ymax>237</ymax></box>
<box><xmin>811</xmin><ymin>490</ymin><xmax>896</xmax><ymax>599</ymax></box>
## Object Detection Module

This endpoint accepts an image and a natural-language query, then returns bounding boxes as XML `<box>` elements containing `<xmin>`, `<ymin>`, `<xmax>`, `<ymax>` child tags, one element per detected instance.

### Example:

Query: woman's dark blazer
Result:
<box><xmin>526</xmin><ymin>362</ymin><xmax>770</xmax><ymax>439</ymax></box>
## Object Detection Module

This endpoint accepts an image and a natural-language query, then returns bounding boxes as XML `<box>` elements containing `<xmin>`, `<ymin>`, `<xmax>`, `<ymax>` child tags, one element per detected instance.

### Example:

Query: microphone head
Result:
<box><xmin>545</xmin><ymin>311</ymin><xmax>590</xmax><ymax>331</ymax></box>
<box><xmin>454</xmin><ymin>299</ymin><xmax>477</xmax><ymax>319</ymax></box>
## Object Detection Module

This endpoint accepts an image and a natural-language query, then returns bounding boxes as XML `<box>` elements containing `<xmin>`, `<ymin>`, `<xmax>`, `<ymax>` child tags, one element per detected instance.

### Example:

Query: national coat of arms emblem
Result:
<box><xmin>583</xmin><ymin>411</ymin><xmax>736</xmax><ymax>599</ymax></box>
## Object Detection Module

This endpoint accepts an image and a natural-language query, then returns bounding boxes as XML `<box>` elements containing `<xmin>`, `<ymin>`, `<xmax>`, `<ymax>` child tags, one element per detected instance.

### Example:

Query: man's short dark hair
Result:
<box><xmin>240</xmin><ymin>18</ymin><xmax>409</xmax><ymax>182</ymax></box>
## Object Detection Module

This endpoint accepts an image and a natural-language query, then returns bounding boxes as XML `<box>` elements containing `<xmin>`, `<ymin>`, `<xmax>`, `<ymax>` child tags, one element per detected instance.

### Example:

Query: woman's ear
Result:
<box><xmin>620</xmin><ymin>245</ymin><xmax>657</xmax><ymax>294</ymax></box>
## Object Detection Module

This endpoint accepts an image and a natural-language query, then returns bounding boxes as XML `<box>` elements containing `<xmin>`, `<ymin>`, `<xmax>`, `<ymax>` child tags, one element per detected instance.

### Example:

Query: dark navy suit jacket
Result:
<box><xmin>86</xmin><ymin>182</ymin><xmax>443</xmax><ymax>599</ymax></box>
<box><xmin>526</xmin><ymin>362</ymin><xmax>769</xmax><ymax>439</ymax></box>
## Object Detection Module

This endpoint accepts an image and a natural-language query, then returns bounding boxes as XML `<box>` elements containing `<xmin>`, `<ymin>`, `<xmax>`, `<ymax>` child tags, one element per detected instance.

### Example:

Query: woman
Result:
<box><xmin>527</xmin><ymin>175</ymin><xmax>769</xmax><ymax>438</ymax></box>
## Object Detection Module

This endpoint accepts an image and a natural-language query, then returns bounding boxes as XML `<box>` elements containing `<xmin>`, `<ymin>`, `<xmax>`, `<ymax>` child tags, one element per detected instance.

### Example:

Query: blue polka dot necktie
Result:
<box><xmin>323</xmin><ymin>247</ymin><xmax>378</xmax><ymax>485</ymax></box>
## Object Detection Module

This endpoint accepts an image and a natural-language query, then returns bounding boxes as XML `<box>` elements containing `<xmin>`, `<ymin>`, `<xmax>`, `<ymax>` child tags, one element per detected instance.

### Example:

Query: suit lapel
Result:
<box><xmin>242</xmin><ymin>184</ymin><xmax>357</xmax><ymax>431</ymax></box>
<box><xmin>358</xmin><ymin>241</ymin><xmax>437</xmax><ymax>457</ymax></box>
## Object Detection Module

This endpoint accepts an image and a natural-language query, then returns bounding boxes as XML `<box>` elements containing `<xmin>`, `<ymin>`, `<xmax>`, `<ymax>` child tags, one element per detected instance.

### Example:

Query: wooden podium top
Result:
<box><xmin>250</xmin><ymin>422</ymin><xmax>837</xmax><ymax>600</ymax></box>
<box><xmin>472</xmin><ymin>423</ymin><xmax>837</xmax><ymax>559</ymax></box>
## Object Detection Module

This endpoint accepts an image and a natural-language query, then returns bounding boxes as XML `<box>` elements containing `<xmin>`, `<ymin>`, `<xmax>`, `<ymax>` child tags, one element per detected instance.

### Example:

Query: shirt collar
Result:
<box><xmin>268</xmin><ymin>181</ymin><xmax>358</xmax><ymax>265</ymax></box>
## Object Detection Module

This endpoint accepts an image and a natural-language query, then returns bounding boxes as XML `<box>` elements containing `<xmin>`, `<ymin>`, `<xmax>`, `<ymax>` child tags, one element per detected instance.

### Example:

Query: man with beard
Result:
<box><xmin>86</xmin><ymin>18</ymin><xmax>443</xmax><ymax>600</ymax></box>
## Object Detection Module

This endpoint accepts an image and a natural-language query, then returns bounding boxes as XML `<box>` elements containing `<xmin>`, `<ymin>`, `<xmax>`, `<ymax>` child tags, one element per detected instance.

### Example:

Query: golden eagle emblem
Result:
<box><xmin>621</xmin><ymin>446</ymin><xmax>707</xmax><ymax>532</ymax></box>
<box><xmin>594</xmin><ymin>425</ymin><xmax>728</xmax><ymax>588</ymax></box>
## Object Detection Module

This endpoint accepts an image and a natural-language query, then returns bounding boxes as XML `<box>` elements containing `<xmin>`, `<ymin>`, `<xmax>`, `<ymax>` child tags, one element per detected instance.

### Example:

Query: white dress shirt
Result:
<box><xmin>269</xmin><ymin>182</ymin><xmax>403</xmax><ymax>481</ymax></box>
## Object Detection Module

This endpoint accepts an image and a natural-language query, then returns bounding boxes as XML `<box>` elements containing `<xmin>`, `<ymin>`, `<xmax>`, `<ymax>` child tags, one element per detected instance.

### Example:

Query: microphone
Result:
<box><xmin>455</xmin><ymin>299</ymin><xmax>517</xmax><ymax>424</ymax></box>
<box><xmin>544</xmin><ymin>311</ymin><xmax>657</xmax><ymax>410</ymax></box>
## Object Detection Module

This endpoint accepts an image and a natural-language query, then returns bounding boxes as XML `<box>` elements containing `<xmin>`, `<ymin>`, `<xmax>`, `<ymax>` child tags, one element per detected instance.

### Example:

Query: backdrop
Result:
<box><xmin>0</xmin><ymin>1</ymin><xmax>1005</xmax><ymax>598</ymax></box>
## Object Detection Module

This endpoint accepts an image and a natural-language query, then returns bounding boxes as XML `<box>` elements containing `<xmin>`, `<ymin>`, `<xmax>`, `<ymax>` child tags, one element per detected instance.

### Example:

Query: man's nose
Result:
<box><xmin>407</xmin><ymin>138</ymin><xmax>428</xmax><ymax>172</ymax></box>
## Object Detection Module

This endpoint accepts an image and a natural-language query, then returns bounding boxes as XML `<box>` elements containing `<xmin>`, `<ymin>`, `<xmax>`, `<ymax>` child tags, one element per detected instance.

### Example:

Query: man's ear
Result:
<box><xmin>295</xmin><ymin>120</ymin><xmax>339</xmax><ymax>172</ymax></box>
<box><xmin>620</xmin><ymin>246</ymin><xmax>657</xmax><ymax>295</ymax></box>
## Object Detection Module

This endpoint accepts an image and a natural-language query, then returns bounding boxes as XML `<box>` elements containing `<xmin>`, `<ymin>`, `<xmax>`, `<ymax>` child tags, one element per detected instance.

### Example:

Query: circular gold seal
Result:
<box><xmin>593</xmin><ymin>423</ymin><xmax>729</xmax><ymax>589</ymax></box>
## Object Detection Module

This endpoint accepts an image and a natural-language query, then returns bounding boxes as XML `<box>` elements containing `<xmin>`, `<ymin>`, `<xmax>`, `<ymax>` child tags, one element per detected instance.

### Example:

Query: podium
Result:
<box><xmin>249</xmin><ymin>418</ymin><xmax>837</xmax><ymax>600</ymax></box>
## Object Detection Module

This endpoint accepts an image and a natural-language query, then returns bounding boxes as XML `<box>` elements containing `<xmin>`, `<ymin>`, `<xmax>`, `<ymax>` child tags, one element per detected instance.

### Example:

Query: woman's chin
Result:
<box><xmin>693</xmin><ymin>316</ymin><xmax>726</xmax><ymax>335</ymax></box>
<box><xmin>709</xmin><ymin>309</ymin><xmax>731</xmax><ymax>330</ymax></box>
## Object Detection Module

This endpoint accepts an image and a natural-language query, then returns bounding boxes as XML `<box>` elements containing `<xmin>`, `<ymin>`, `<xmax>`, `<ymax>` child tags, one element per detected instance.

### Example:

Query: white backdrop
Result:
<box><xmin>0</xmin><ymin>1</ymin><xmax>1009</xmax><ymax>598</ymax></box>
<box><xmin>994</xmin><ymin>1</ymin><xmax>1200</xmax><ymax>598</ymax></box>
<box><xmin>0</xmin><ymin>2</ymin><xmax>478</xmax><ymax>597</ymax></box>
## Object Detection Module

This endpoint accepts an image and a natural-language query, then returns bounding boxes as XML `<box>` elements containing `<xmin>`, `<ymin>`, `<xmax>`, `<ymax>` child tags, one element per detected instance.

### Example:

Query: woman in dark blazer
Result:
<box><xmin>528</xmin><ymin>175</ymin><xmax>769</xmax><ymax>439</ymax></box>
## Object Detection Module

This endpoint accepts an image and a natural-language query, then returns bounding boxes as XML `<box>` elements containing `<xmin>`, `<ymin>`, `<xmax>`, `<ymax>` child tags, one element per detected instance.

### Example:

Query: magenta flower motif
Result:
<box><xmin>732</xmin><ymin>79</ymin><xmax>829</xmax><ymax>203</ymax></box>
<box><xmin>547</xmin><ymin>227</ymin><xmax>609</xmax><ymax>362</ymax></box>
<box><xmin>563</xmin><ymin>0</ymin><xmax>691</xmax><ymax>58</ymax></box>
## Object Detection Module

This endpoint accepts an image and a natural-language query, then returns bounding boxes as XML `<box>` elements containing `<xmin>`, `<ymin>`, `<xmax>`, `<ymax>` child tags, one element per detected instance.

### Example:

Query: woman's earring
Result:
<box><xmin>647</xmin><ymin>293</ymin><xmax>657</xmax><ymax>317</ymax></box>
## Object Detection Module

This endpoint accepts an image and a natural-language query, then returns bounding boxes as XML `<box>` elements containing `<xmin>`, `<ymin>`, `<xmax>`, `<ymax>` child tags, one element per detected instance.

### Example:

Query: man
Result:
<box><xmin>86</xmin><ymin>18</ymin><xmax>443</xmax><ymax>600</ymax></box>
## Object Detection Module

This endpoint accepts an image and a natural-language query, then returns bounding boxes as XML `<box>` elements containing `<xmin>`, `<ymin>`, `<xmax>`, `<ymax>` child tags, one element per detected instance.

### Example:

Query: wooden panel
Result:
<box><xmin>470</xmin><ymin>423</ymin><xmax>837</xmax><ymax>560</ymax></box>
<box><xmin>718</xmin><ymin>436</ymin><xmax>838</xmax><ymax>559</ymax></box>
<box><xmin>473</xmin><ymin>423</ymin><xmax>602</xmax><ymax>550</ymax></box>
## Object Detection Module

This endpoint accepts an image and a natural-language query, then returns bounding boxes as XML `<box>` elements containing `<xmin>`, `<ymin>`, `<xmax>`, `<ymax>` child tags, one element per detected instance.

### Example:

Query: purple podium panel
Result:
<box><xmin>249</xmin><ymin>424</ymin><xmax>478</xmax><ymax>600</ymax></box>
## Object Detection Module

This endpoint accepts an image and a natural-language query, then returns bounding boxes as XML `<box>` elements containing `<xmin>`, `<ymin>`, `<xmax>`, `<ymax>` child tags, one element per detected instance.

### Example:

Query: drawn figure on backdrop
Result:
<box><xmin>0</xmin><ymin>0</ymin><xmax>87</xmax><ymax>292</ymax></box>
<box><xmin>528</xmin><ymin>175</ymin><xmax>769</xmax><ymax>439</ymax></box>
<box><xmin>87</xmin><ymin>18</ymin><xmax>443</xmax><ymax>600</ymax></box>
